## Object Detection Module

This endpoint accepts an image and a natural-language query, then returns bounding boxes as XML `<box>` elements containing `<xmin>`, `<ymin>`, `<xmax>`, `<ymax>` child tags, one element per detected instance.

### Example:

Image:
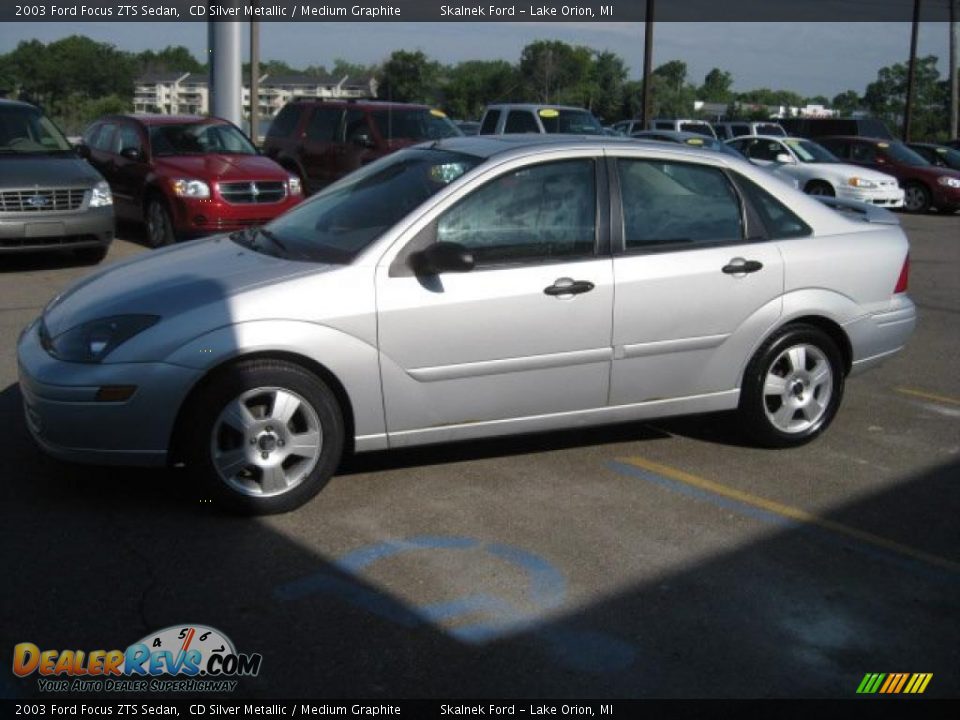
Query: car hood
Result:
<box><xmin>0</xmin><ymin>154</ymin><xmax>104</xmax><ymax>190</ymax></box>
<box><xmin>154</xmin><ymin>154</ymin><xmax>289</xmax><ymax>180</ymax></box>
<box><xmin>43</xmin><ymin>236</ymin><xmax>321</xmax><ymax>337</ymax></box>
<box><xmin>816</xmin><ymin>163</ymin><xmax>899</xmax><ymax>184</ymax></box>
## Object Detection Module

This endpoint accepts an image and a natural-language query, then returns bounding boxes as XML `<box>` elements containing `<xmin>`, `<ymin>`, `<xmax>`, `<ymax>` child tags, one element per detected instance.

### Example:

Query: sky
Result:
<box><xmin>0</xmin><ymin>21</ymin><xmax>953</xmax><ymax>98</ymax></box>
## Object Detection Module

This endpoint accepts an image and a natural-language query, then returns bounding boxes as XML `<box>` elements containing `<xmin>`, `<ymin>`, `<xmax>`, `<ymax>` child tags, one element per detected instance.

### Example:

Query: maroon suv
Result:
<box><xmin>818</xmin><ymin>136</ymin><xmax>960</xmax><ymax>213</ymax></box>
<box><xmin>262</xmin><ymin>99</ymin><xmax>461</xmax><ymax>194</ymax></box>
<box><xmin>80</xmin><ymin>115</ymin><xmax>303</xmax><ymax>246</ymax></box>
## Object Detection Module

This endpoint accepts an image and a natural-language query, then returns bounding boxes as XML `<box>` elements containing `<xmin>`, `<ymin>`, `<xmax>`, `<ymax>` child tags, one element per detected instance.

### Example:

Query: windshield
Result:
<box><xmin>882</xmin><ymin>141</ymin><xmax>930</xmax><ymax>167</ymax></box>
<box><xmin>756</xmin><ymin>124</ymin><xmax>786</xmax><ymax>137</ymax></box>
<box><xmin>679</xmin><ymin>122</ymin><xmax>715</xmax><ymax>138</ymax></box>
<box><xmin>370</xmin><ymin>109</ymin><xmax>461</xmax><ymax>141</ymax></box>
<box><xmin>933</xmin><ymin>147</ymin><xmax>960</xmax><ymax>170</ymax></box>
<box><xmin>539</xmin><ymin>110</ymin><xmax>603</xmax><ymax>135</ymax></box>
<box><xmin>242</xmin><ymin>148</ymin><xmax>482</xmax><ymax>263</ymax></box>
<box><xmin>784</xmin><ymin>139</ymin><xmax>840</xmax><ymax>163</ymax></box>
<box><xmin>0</xmin><ymin>105</ymin><xmax>73</xmax><ymax>154</ymax></box>
<box><xmin>149</xmin><ymin>122</ymin><xmax>256</xmax><ymax>156</ymax></box>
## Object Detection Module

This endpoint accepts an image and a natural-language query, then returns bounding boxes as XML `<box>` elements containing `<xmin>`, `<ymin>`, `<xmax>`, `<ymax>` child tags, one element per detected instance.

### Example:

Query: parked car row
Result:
<box><xmin>5</xmin><ymin>94</ymin><xmax>958</xmax><ymax>269</ymax></box>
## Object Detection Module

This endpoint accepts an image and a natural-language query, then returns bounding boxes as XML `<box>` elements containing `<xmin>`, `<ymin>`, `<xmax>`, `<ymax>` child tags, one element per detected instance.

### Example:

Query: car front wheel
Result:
<box><xmin>903</xmin><ymin>183</ymin><xmax>932</xmax><ymax>213</ymax></box>
<box><xmin>738</xmin><ymin>324</ymin><xmax>845</xmax><ymax>447</ymax></box>
<box><xmin>146</xmin><ymin>197</ymin><xmax>176</xmax><ymax>247</ymax></box>
<box><xmin>186</xmin><ymin>359</ymin><xmax>345</xmax><ymax>514</ymax></box>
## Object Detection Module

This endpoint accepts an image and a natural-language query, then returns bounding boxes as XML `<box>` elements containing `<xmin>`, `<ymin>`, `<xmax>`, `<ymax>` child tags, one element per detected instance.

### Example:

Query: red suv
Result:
<box><xmin>262</xmin><ymin>99</ymin><xmax>461</xmax><ymax>194</ymax></box>
<box><xmin>80</xmin><ymin>115</ymin><xmax>303</xmax><ymax>246</ymax></box>
<box><xmin>818</xmin><ymin>136</ymin><xmax>960</xmax><ymax>213</ymax></box>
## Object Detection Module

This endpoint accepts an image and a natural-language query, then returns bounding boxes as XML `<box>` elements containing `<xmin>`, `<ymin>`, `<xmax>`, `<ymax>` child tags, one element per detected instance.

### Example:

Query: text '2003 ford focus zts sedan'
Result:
<box><xmin>18</xmin><ymin>136</ymin><xmax>916</xmax><ymax>514</ymax></box>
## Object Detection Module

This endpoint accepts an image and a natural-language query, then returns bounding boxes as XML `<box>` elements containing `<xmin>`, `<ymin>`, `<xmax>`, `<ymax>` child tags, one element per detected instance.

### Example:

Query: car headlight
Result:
<box><xmin>936</xmin><ymin>176</ymin><xmax>960</xmax><ymax>188</ymax></box>
<box><xmin>287</xmin><ymin>175</ymin><xmax>302</xmax><ymax>196</ymax></box>
<box><xmin>848</xmin><ymin>177</ymin><xmax>877</xmax><ymax>188</ymax></box>
<box><xmin>45</xmin><ymin>315</ymin><xmax>160</xmax><ymax>363</ymax></box>
<box><xmin>89</xmin><ymin>180</ymin><xmax>113</xmax><ymax>207</ymax></box>
<box><xmin>171</xmin><ymin>178</ymin><xmax>211</xmax><ymax>198</ymax></box>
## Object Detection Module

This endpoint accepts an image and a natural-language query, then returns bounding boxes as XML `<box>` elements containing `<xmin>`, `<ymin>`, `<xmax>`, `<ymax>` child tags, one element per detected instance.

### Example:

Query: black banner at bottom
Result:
<box><xmin>1</xmin><ymin>699</ymin><xmax>958</xmax><ymax>719</ymax></box>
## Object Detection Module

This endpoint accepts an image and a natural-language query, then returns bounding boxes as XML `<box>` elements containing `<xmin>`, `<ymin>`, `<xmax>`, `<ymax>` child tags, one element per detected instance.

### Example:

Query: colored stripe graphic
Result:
<box><xmin>612</xmin><ymin>457</ymin><xmax>960</xmax><ymax>575</ymax></box>
<box><xmin>857</xmin><ymin>672</ymin><xmax>932</xmax><ymax>694</ymax></box>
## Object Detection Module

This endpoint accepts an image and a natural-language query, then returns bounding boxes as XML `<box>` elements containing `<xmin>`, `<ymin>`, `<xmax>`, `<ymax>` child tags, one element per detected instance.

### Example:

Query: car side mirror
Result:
<box><xmin>120</xmin><ymin>147</ymin><xmax>143</xmax><ymax>161</ymax></box>
<box><xmin>775</xmin><ymin>152</ymin><xmax>795</xmax><ymax>164</ymax></box>
<box><xmin>75</xmin><ymin>143</ymin><xmax>91</xmax><ymax>159</ymax></box>
<box><xmin>409</xmin><ymin>241</ymin><xmax>475</xmax><ymax>275</ymax></box>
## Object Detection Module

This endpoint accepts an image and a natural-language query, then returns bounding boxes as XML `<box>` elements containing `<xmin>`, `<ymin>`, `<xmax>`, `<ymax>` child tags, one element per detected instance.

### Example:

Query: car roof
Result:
<box><xmin>288</xmin><ymin>99</ymin><xmax>431</xmax><ymax>110</ymax></box>
<box><xmin>632</xmin><ymin>130</ymin><xmax>717</xmax><ymax>142</ymax></box>
<box><xmin>484</xmin><ymin>104</ymin><xmax>591</xmax><ymax>112</ymax></box>
<box><xmin>0</xmin><ymin>98</ymin><xmax>40</xmax><ymax>110</ymax></box>
<box><xmin>424</xmin><ymin>134</ymin><xmax>722</xmax><ymax>161</ymax></box>
<box><xmin>99</xmin><ymin>114</ymin><xmax>230</xmax><ymax>126</ymax></box>
<box><xmin>818</xmin><ymin>135</ymin><xmax>891</xmax><ymax>143</ymax></box>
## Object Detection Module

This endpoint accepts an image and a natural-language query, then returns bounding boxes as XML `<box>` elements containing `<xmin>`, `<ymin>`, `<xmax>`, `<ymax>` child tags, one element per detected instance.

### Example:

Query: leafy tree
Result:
<box><xmin>699</xmin><ymin>68</ymin><xmax>733</xmax><ymax>103</ymax></box>
<box><xmin>863</xmin><ymin>55</ymin><xmax>948</xmax><ymax>140</ymax></box>
<box><xmin>444</xmin><ymin>60</ymin><xmax>519</xmax><ymax>119</ymax></box>
<box><xmin>377</xmin><ymin>50</ymin><xmax>441</xmax><ymax>104</ymax></box>
<box><xmin>831</xmin><ymin>90</ymin><xmax>862</xmax><ymax>115</ymax></box>
<box><xmin>519</xmin><ymin>40</ymin><xmax>592</xmax><ymax>104</ymax></box>
<box><xmin>136</xmin><ymin>45</ymin><xmax>204</xmax><ymax>74</ymax></box>
<box><xmin>588</xmin><ymin>50</ymin><xmax>629</xmax><ymax>122</ymax></box>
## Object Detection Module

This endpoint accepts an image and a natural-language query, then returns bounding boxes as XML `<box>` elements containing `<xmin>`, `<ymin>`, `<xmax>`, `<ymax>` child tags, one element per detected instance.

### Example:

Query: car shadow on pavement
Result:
<box><xmin>3</xmin><ymin>379</ymin><xmax>957</xmax><ymax>699</ymax></box>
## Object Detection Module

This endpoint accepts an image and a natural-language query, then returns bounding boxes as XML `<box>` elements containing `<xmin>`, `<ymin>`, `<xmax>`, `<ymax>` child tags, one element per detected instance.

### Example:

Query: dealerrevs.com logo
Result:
<box><xmin>12</xmin><ymin>624</ymin><xmax>262</xmax><ymax>693</ymax></box>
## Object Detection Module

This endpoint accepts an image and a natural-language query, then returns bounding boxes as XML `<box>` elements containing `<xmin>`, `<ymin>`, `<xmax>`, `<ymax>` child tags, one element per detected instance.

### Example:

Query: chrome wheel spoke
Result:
<box><xmin>286</xmin><ymin>430</ymin><xmax>321</xmax><ymax>459</ymax></box>
<box><xmin>214</xmin><ymin>448</ymin><xmax>249</xmax><ymax>478</ymax></box>
<box><xmin>801</xmin><ymin>395</ymin><xmax>827</xmax><ymax>422</ymax></box>
<box><xmin>260</xmin><ymin>464</ymin><xmax>289</xmax><ymax>493</ymax></box>
<box><xmin>787</xmin><ymin>346</ymin><xmax>807</xmax><ymax>373</ymax></box>
<box><xmin>764</xmin><ymin>374</ymin><xmax>787</xmax><ymax>398</ymax></box>
<box><xmin>269</xmin><ymin>389</ymin><xmax>301</xmax><ymax>427</ymax></box>
<box><xmin>810</xmin><ymin>362</ymin><xmax>831</xmax><ymax>390</ymax></box>
<box><xmin>220</xmin><ymin>398</ymin><xmax>257</xmax><ymax>433</ymax></box>
<box><xmin>773</xmin><ymin>403</ymin><xmax>795</xmax><ymax>428</ymax></box>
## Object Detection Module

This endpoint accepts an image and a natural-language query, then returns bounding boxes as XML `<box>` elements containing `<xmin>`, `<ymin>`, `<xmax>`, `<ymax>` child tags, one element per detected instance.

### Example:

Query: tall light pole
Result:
<box><xmin>951</xmin><ymin>0</ymin><xmax>958</xmax><ymax>139</ymax></box>
<box><xmin>641</xmin><ymin>0</ymin><xmax>655</xmax><ymax>126</ymax></box>
<box><xmin>250</xmin><ymin>8</ymin><xmax>260</xmax><ymax>142</ymax></box>
<box><xmin>209</xmin><ymin>1</ymin><xmax>243</xmax><ymax>125</ymax></box>
<box><xmin>903</xmin><ymin>0</ymin><xmax>922</xmax><ymax>141</ymax></box>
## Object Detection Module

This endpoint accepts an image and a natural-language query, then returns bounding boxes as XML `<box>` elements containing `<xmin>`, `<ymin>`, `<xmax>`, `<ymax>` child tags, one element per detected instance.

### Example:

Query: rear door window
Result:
<box><xmin>616</xmin><ymin>159</ymin><xmax>744</xmax><ymax>251</ymax></box>
<box><xmin>306</xmin><ymin>107</ymin><xmax>341</xmax><ymax>142</ymax></box>
<box><xmin>267</xmin><ymin>104</ymin><xmax>301</xmax><ymax>139</ymax></box>
<box><xmin>479</xmin><ymin>109</ymin><xmax>501</xmax><ymax>135</ymax></box>
<box><xmin>504</xmin><ymin>111</ymin><xmax>540</xmax><ymax>134</ymax></box>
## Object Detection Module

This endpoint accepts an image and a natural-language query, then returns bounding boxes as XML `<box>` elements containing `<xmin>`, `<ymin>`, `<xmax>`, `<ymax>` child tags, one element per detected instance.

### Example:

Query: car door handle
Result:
<box><xmin>544</xmin><ymin>278</ymin><xmax>595</xmax><ymax>296</ymax></box>
<box><xmin>722</xmin><ymin>259</ymin><xmax>763</xmax><ymax>275</ymax></box>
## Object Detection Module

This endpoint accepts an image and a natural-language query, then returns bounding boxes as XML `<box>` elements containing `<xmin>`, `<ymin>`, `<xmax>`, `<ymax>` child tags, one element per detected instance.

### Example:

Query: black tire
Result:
<box><xmin>145</xmin><ymin>196</ymin><xmax>175</xmax><ymax>248</ymax></box>
<box><xmin>805</xmin><ymin>180</ymin><xmax>835</xmax><ymax>197</ymax></box>
<box><xmin>738</xmin><ymin>324</ymin><xmax>845</xmax><ymax>448</ymax></box>
<box><xmin>73</xmin><ymin>245</ymin><xmax>108</xmax><ymax>265</ymax></box>
<box><xmin>903</xmin><ymin>182</ymin><xmax>932</xmax><ymax>213</ymax></box>
<box><xmin>184</xmin><ymin>359</ymin><xmax>345</xmax><ymax>515</ymax></box>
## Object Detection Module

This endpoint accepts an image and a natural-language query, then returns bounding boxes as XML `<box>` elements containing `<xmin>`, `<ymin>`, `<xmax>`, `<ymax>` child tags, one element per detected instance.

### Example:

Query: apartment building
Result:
<box><xmin>133</xmin><ymin>71</ymin><xmax>378</xmax><ymax>118</ymax></box>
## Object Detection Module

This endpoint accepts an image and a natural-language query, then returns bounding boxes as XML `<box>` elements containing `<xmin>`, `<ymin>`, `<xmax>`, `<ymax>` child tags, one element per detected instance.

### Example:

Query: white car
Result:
<box><xmin>728</xmin><ymin>136</ymin><xmax>905</xmax><ymax>208</ymax></box>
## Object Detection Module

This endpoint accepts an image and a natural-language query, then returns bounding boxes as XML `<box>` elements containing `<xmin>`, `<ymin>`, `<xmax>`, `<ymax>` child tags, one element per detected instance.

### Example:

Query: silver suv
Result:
<box><xmin>0</xmin><ymin>99</ymin><xmax>114</xmax><ymax>263</ymax></box>
<box><xmin>479</xmin><ymin>104</ymin><xmax>603</xmax><ymax>135</ymax></box>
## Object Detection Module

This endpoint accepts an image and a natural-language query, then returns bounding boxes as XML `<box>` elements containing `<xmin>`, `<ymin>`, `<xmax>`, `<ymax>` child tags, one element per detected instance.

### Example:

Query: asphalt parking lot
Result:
<box><xmin>1</xmin><ymin>214</ymin><xmax>957</xmax><ymax>700</ymax></box>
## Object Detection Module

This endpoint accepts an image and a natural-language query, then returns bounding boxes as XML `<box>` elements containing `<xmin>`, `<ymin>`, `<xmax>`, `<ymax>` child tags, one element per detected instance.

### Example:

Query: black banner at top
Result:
<box><xmin>2</xmin><ymin>0</ymin><xmax>956</xmax><ymax>23</ymax></box>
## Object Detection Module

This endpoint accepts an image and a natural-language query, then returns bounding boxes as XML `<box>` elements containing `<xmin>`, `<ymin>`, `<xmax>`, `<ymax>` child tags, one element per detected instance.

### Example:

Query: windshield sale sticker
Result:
<box><xmin>12</xmin><ymin>624</ymin><xmax>261</xmax><ymax>693</ymax></box>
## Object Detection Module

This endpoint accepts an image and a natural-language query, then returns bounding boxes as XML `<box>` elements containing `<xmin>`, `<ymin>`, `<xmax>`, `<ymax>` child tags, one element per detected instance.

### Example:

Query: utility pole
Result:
<box><xmin>903</xmin><ymin>0</ymin><xmax>921</xmax><ymax>141</ymax></box>
<box><xmin>641</xmin><ymin>0</ymin><xmax>654</xmax><ymax>127</ymax></box>
<box><xmin>250</xmin><ymin>6</ymin><xmax>260</xmax><ymax>143</ymax></box>
<box><xmin>951</xmin><ymin>0</ymin><xmax>958</xmax><ymax>139</ymax></box>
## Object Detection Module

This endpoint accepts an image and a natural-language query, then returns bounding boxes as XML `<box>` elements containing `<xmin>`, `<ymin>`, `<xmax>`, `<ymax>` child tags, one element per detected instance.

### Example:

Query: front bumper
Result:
<box><xmin>0</xmin><ymin>205</ymin><xmax>114</xmax><ymax>253</ymax></box>
<box><xmin>17</xmin><ymin>319</ymin><xmax>203</xmax><ymax>467</ymax></box>
<box><xmin>836</xmin><ymin>185</ymin><xmax>905</xmax><ymax>208</ymax></box>
<box><xmin>931</xmin><ymin>183</ymin><xmax>960</xmax><ymax>210</ymax></box>
<box><xmin>846</xmin><ymin>296</ymin><xmax>917</xmax><ymax>376</ymax></box>
<box><xmin>170</xmin><ymin>194</ymin><xmax>302</xmax><ymax>236</ymax></box>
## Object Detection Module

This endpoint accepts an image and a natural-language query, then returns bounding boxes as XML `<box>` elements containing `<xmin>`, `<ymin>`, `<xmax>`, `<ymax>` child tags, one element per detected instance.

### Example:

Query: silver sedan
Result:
<box><xmin>17</xmin><ymin>136</ymin><xmax>916</xmax><ymax>514</ymax></box>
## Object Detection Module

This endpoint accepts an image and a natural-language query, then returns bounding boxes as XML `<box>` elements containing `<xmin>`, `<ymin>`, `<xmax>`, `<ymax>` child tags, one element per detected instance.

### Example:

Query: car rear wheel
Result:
<box><xmin>186</xmin><ymin>359</ymin><xmax>345</xmax><ymax>514</ymax></box>
<box><xmin>146</xmin><ymin>197</ymin><xmax>175</xmax><ymax>248</ymax></box>
<box><xmin>903</xmin><ymin>183</ymin><xmax>932</xmax><ymax>213</ymax></box>
<box><xmin>805</xmin><ymin>180</ymin><xmax>835</xmax><ymax>197</ymax></box>
<box><xmin>738</xmin><ymin>324</ymin><xmax>845</xmax><ymax>448</ymax></box>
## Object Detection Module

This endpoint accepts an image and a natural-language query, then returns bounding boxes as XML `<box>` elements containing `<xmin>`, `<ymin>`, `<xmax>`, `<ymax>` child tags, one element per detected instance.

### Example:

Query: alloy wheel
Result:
<box><xmin>762</xmin><ymin>343</ymin><xmax>834</xmax><ymax>434</ymax></box>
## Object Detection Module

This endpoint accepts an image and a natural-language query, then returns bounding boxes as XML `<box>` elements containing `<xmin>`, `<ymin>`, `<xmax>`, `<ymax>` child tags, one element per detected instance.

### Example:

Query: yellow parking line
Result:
<box><xmin>894</xmin><ymin>387</ymin><xmax>960</xmax><ymax>406</ymax></box>
<box><xmin>619</xmin><ymin>456</ymin><xmax>960</xmax><ymax>574</ymax></box>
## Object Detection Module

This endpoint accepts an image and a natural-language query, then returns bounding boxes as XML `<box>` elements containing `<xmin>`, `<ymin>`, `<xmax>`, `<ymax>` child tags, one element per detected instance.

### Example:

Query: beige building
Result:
<box><xmin>133</xmin><ymin>72</ymin><xmax>378</xmax><ymax>118</ymax></box>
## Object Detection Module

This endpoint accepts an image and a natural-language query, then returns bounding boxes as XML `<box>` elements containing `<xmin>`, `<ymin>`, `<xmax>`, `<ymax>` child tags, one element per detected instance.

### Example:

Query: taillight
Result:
<box><xmin>894</xmin><ymin>254</ymin><xmax>909</xmax><ymax>294</ymax></box>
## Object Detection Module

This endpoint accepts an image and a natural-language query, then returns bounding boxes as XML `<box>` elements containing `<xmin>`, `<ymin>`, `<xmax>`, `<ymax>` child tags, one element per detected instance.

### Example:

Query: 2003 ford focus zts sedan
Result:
<box><xmin>18</xmin><ymin>136</ymin><xmax>916</xmax><ymax>514</ymax></box>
